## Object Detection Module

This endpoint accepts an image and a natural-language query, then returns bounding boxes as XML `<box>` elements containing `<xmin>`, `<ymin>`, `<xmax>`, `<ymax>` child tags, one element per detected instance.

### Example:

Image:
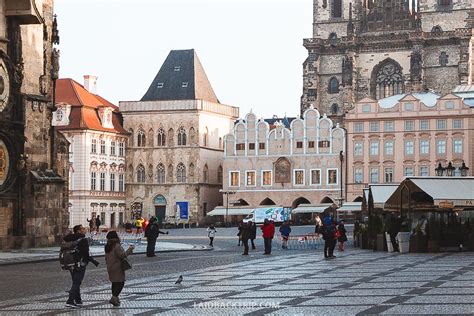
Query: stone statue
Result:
<box><xmin>51</xmin><ymin>48</ymin><xmax>60</xmax><ymax>80</ymax></box>
<box><xmin>410</xmin><ymin>49</ymin><xmax>422</xmax><ymax>81</ymax></box>
<box><xmin>342</xmin><ymin>56</ymin><xmax>353</xmax><ymax>86</ymax></box>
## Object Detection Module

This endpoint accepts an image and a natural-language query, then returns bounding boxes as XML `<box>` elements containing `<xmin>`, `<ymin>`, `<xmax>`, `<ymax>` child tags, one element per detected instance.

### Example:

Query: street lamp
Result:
<box><xmin>459</xmin><ymin>162</ymin><xmax>469</xmax><ymax>177</ymax></box>
<box><xmin>219</xmin><ymin>189</ymin><xmax>236</xmax><ymax>226</ymax></box>
<box><xmin>435</xmin><ymin>162</ymin><xmax>445</xmax><ymax>176</ymax></box>
<box><xmin>446</xmin><ymin>162</ymin><xmax>455</xmax><ymax>177</ymax></box>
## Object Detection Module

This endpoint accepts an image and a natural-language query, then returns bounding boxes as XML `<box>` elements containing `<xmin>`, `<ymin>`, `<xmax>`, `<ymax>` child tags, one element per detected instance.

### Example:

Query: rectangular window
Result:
<box><xmin>436</xmin><ymin>119</ymin><xmax>447</xmax><ymax>130</ymax></box>
<box><xmin>236</xmin><ymin>143</ymin><xmax>245</xmax><ymax>150</ymax></box>
<box><xmin>294</xmin><ymin>170</ymin><xmax>305</xmax><ymax>185</ymax></box>
<box><xmin>259</xmin><ymin>143</ymin><xmax>265</xmax><ymax>150</ymax></box>
<box><xmin>100</xmin><ymin>140</ymin><xmax>106</xmax><ymax>154</ymax></box>
<box><xmin>100</xmin><ymin>172</ymin><xmax>106</xmax><ymax>191</ymax></box>
<box><xmin>419</xmin><ymin>166</ymin><xmax>429</xmax><ymax>176</ymax></box>
<box><xmin>230</xmin><ymin>171</ymin><xmax>240</xmax><ymax>187</ymax></box>
<box><xmin>91</xmin><ymin>172</ymin><xmax>96</xmax><ymax>190</ymax></box>
<box><xmin>245</xmin><ymin>171</ymin><xmax>256</xmax><ymax>186</ymax></box>
<box><xmin>248</xmin><ymin>143</ymin><xmax>255</xmax><ymax>150</ymax></box>
<box><xmin>110</xmin><ymin>173</ymin><xmax>116</xmax><ymax>191</ymax></box>
<box><xmin>420</xmin><ymin>139</ymin><xmax>430</xmax><ymax>155</ymax></box>
<box><xmin>308</xmin><ymin>141</ymin><xmax>315</xmax><ymax>148</ymax></box>
<box><xmin>119</xmin><ymin>212</ymin><xmax>124</xmax><ymax>225</ymax></box>
<box><xmin>453</xmin><ymin>119</ymin><xmax>463</xmax><ymax>129</ymax></box>
<box><xmin>384</xmin><ymin>121</ymin><xmax>394</xmax><ymax>132</ymax></box>
<box><xmin>404</xmin><ymin>167</ymin><xmax>414</xmax><ymax>177</ymax></box>
<box><xmin>404</xmin><ymin>102</ymin><xmax>414</xmax><ymax>111</ymax></box>
<box><xmin>119</xmin><ymin>174</ymin><xmax>124</xmax><ymax>192</ymax></box>
<box><xmin>405</xmin><ymin>140</ymin><xmax>414</xmax><ymax>155</ymax></box>
<box><xmin>354</xmin><ymin>168</ymin><xmax>363</xmax><ymax>184</ymax></box>
<box><xmin>362</xmin><ymin>104</ymin><xmax>370</xmax><ymax>113</ymax></box>
<box><xmin>110</xmin><ymin>141</ymin><xmax>116</xmax><ymax>156</ymax></box>
<box><xmin>384</xmin><ymin>141</ymin><xmax>394</xmax><ymax>156</ymax></box>
<box><xmin>327</xmin><ymin>169</ymin><xmax>338</xmax><ymax>185</ymax></box>
<box><xmin>369</xmin><ymin>121</ymin><xmax>379</xmax><ymax>132</ymax></box>
<box><xmin>310</xmin><ymin>169</ymin><xmax>321</xmax><ymax>185</ymax></box>
<box><xmin>91</xmin><ymin>139</ymin><xmax>97</xmax><ymax>154</ymax></box>
<box><xmin>420</xmin><ymin>120</ymin><xmax>430</xmax><ymax>131</ymax></box>
<box><xmin>318</xmin><ymin>140</ymin><xmax>330</xmax><ymax>148</ymax></box>
<box><xmin>370</xmin><ymin>168</ymin><xmax>379</xmax><ymax>183</ymax></box>
<box><xmin>296</xmin><ymin>141</ymin><xmax>303</xmax><ymax>149</ymax></box>
<box><xmin>445</xmin><ymin>101</ymin><xmax>454</xmax><ymax>109</ymax></box>
<box><xmin>354</xmin><ymin>122</ymin><xmax>364</xmax><ymax>133</ymax></box>
<box><xmin>453</xmin><ymin>139</ymin><xmax>463</xmax><ymax>154</ymax></box>
<box><xmin>119</xmin><ymin>142</ymin><xmax>124</xmax><ymax>157</ymax></box>
<box><xmin>332</xmin><ymin>0</ymin><xmax>342</xmax><ymax>18</ymax></box>
<box><xmin>354</xmin><ymin>142</ymin><xmax>363</xmax><ymax>156</ymax></box>
<box><xmin>437</xmin><ymin>139</ymin><xmax>446</xmax><ymax>154</ymax></box>
<box><xmin>404</xmin><ymin>120</ymin><xmax>415</xmax><ymax>131</ymax></box>
<box><xmin>262</xmin><ymin>171</ymin><xmax>272</xmax><ymax>186</ymax></box>
<box><xmin>370</xmin><ymin>141</ymin><xmax>379</xmax><ymax>156</ymax></box>
<box><xmin>384</xmin><ymin>167</ymin><xmax>394</xmax><ymax>183</ymax></box>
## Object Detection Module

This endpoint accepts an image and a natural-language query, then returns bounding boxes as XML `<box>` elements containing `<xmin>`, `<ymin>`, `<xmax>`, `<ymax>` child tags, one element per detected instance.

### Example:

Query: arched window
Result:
<box><xmin>168</xmin><ymin>128</ymin><xmax>174</xmax><ymax>147</ymax></box>
<box><xmin>157</xmin><ymin>163</ymin><xmax>165</xmax><ymax>183</ymax></box>
<box><xmin>136</xmin><ymin>164</ymin><xmax>145</xmax><ymax>183</ymax></box>
<box><xmin>176</xmin><ymin>163</ymin><xmax>186</xmax><ymax>183</ymax></box>
<box><xmin>371</xmin><ymin>59</ymin><xmax>404</xmax><ymax>99</ymax></box>
<box><xmin>431</xmin><ymin>25</ymin><xmax>443</xmax><ymax>33</ymax></box>
<box><xmin>157</xmin><ymin>128</ymin><xmax>166</xmax><ymax>146</ymax></box>
<box><xmin>147</xmin><ymin>129</ymin><xmax>154</xmax><ymax>147</ymax></box>
<box><xmin>189</xmin><ymin>127</ymin><xmax>196</xmax><ymax>144</ymax></box>
<box><xmin>328</xmin><ymin>32</ymin><xmax>337</xmax><ymax>40</ymax></box>
<box><xmin>328</xmin><ymin>77</ymin><xmax>339</xmax><ymax>93</ymax></box>
<box><xmin>167</xmin><ymin>164</ymin><xmax>173</xmax><ymax>182</ymax></box>
<box><xmin>332</xmin><ymin>0</ymin><xmax>342</xmax><ymax>18</ymax></box>
<box><xmin>203</xmin><ymin>127</ymin><xmax>209</xmax><ymax>147</ymax></box>
<box><xmin>330</xmin><ymin>103</ymin><xmax>339</xmax><ymax>115</ymax></box>
<box><xmin>217</xmin><ymin>165</ymin><xmax>223</xmax><ymax>184</ymax></box>
<box><xmin>203</xmin><ymin>164</ymin><xmax>209</xmax><ymax>182</ymax></box>
<box><xmin>177</xmin><ymin>127</ymin><xmax>187</xmax><ymax>146</ymax></box>
<box><xmin>137</xmin><ymin>130</ymin><xmax>146</xmax><ymax>147</ymax></box>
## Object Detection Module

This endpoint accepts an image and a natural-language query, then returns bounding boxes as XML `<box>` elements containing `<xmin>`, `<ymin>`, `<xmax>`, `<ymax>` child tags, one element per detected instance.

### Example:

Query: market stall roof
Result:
<box><xmin>291</xmin><ymin>204</ymin><xmax>332</xmax><ymax>214</ymax></box>
<box><xmin>369</xmin><ymin>184</ymin><xmax>399</xmax><ymax>208</ymax></box>
<box><xmin>206</xmin><ymin>207</ymin><xmax>254</xmax><ymax>216</ymax></box>
<box><xmin>337</xmin><ymin>202</ymin><xmax>362</xmax><ymax>212</ymax></box>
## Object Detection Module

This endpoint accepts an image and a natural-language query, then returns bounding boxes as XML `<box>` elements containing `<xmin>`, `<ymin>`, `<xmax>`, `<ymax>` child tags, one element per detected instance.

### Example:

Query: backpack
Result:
<box><xmin>59</xmin><ymin>238</ymin><xmax>83</xmax><ymax>271</ymax></box>
<box><xmin>322</xmin><ymin>224</ymin><xmax>336</xmax><ymax>240</ymax></box>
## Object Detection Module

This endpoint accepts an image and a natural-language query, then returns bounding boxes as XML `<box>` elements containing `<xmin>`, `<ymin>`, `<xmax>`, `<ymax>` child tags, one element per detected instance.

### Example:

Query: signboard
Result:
<box><xmin>176</xmin><ymin>201</ymin><xmax>189</xmax><ymax>220</ymax></box>
<box><xmin>438</xmin><ymin>201</ymin><xmax>454</xmax><ymax>209</ymax></box>
<box><xmin>250</xmin><ymin>207</ymin><xmax>291</xmax><ymax>223</ymax></box>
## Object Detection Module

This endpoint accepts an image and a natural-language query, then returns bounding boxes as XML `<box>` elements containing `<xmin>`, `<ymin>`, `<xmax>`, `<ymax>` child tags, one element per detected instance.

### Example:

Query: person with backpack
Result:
<box><xmin>322</xmin><ymin>212</ymin><xmax>337</xmax><ymax>259</ymax></box>
<box><xmin>144</xmin><ymin>216</ymin><xmax>168</xmax><ymax>257</ymax></box>
<box><xmin>207</xmin><ymin>224</ymin><xmax>216</xmax><ymax>247</ymax></box>
<box><xmin>95</xmin><ymin>215</ymin><xmax>101</xmax><ymax>233</ymax></box>
<box><xmin>63</xmin><ymin>225</ymin><xmax>99</xmax><ymax>308</ymax></box>
<box><xmin>105</xmin><ymin>231</ymin><xmax>135</xmax><ymax>306</ymax></box>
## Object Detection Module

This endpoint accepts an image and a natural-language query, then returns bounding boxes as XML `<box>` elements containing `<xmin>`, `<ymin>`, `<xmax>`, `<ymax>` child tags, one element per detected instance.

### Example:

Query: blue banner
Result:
<box><xmin>176</xmin><ymin>202</ymin><xmax>189</xmax><ymax>220</ymax></box>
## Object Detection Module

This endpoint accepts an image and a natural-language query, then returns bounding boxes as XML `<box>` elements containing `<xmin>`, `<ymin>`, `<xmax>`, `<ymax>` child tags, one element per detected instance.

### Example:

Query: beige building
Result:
<box><xmin>222</xmin><ymin>107</ymin><xmax>346</xmax><ymax>212</ymax></box>
<box><xmin>345</xmin><ymin>92</ymin><xmax>474</xmax><ymax>202</ymax></box>
<box><xmin>120</xmin><ymin>49</ymin><xmax>238</xmax><ymax>224</ymax></box>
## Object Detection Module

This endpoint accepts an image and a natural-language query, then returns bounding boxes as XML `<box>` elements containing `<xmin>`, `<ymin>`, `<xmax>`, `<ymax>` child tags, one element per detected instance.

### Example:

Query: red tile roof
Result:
<box><xmin>55</xmin><ymin>78</ymin><xmax>127</xmax><ymax>134</ymax></box>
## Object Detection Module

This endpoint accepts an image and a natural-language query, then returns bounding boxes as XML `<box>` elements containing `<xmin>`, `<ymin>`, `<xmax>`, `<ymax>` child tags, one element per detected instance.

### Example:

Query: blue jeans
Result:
<box><xmin>68</xmin><ymin>267</ymin><xmax>86</xmax><ymax>303</ymax></box>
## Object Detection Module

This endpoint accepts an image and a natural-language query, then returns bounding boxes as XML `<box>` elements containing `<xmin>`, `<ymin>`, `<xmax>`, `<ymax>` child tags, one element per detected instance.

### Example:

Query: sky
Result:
<box><xmin>54</xmin><ymin>0</ymin><xmax>313</xmax><ymax>119</ymax></box>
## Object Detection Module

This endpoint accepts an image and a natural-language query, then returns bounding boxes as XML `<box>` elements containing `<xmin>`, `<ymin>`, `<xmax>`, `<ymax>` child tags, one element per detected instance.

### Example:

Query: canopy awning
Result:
<box><xmin>369</xmin><ymin>184</ymin><xmax>399</xmax><ymax>209</ymax></box>
<box><xmin>291</xmin><ymin>204</ymin><xmax>332</xmax><ymax>214</ymax></box>
<box><xmin>207</xmin><ymin>207</ymin><xmax>254</xmax><ymax>216</ymax></box>
<box><xmin>337</xmin><ymin>202</ymin><xmax>362</xmax><ymax>212</ymax></box>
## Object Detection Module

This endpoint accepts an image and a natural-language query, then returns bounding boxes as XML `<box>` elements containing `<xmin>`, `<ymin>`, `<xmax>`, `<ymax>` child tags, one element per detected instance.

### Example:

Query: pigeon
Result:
<box><xmin>175</xmin><ymin>275</ymin><xmax>183</xmax><ymax>285</ymax></box>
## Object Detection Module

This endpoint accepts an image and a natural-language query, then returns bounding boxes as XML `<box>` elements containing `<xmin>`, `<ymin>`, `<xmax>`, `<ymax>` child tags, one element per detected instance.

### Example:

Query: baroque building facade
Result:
<box><xmin>121</xmin><ymin>49</ymin><xmax>238</xmax><ymax>225</ymax></box>
<box><xmin>54</xmin><ymin>77</ymin><xmax>128</xmax><ymax>229</ymax></box>
<box><xmin>345</xmin><ymin>92</ymin><xmax>473</xmax><ymax>202</ymax></box>
<box><xmin>222</xmin><ymin>107</ymin><xmax>346</xmax><ymax>210</ymax></box>
<box><xmin>301</xmin><ymin>0</ymin><xmax>474</xmax><ymax>116</ymax></box>
<box><xmin>0</xmin><ymin>0</ymin><xmax>69</xmax><ymax>248</ymax></box>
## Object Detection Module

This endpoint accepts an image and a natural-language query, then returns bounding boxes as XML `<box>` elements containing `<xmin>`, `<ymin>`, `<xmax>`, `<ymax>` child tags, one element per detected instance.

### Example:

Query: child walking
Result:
<box><xmin>207</xmin><ymin>224</ymin><xmax>216</xmax><ymax>247</ymax></box>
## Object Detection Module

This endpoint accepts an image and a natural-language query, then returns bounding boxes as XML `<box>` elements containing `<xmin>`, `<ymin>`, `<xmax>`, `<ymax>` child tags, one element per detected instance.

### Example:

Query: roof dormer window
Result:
<box><xmin>157</xmin><ymin>83</ymin><xmax>164</xmax><ymax>88</ymax></box>
<box><xmin>174</xmin><ymin>66</ymin><xmax>181</xmax><ymax>71</ymax></box>
<box><xmin>182</xmin><ymin>82</ymin><xmax>188</xmax><ymax>88</ymax></box>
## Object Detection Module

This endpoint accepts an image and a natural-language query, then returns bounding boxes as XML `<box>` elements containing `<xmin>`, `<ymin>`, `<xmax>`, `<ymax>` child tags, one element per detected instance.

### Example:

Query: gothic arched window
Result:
<box><xmin>328</xmin><ymin>32</ymin><xmax>337</xmax><ymax>40</ymax></box>
<box><xmin>189</xmin><ymin>127</ymin><xmax>196</xmax><ymax>145</ymax></box>
<box><xmin>330</xmin><ymin>103</ymin><xmax>339</xmax><ymax>115</ymax></box>
<box><xmin>217</xmin><ymin>165</ymin><xmax>223</xmax><ymax>184</ymax></box>
<box><xmin>203</xmin><ymin>164</ymin><xmax>209</xmax><ymax>182</ymax></box>
<box><xmin>177</xmin><ymin>127</ymin><xmax>187</xmax><ymax>146</ymax></box>
<box><xmin>372</xmin><ymin>60</ymin><xmax>404</xmax><ymax>99</ymax></box>
<box><xmin>328</xmin><ymin>77</ymin><xmax>339</xmax><ymax>93</ymax></box>
<box><xmin>176</xmin><ymin>163</ymin><xmax>186</xmax><ymax>183</ymax></box>
<box><xmin>157</xmin><ymin>163</ymin><xmax>165</xmax><ymax>183</ymax></box>
<box><xmin>137</xmin><ymin>130</ymin><xmax>146</xmax><ymax>147</ymax></box>
<box><xmin>332</xmin><ymin>0</ymin><xmax>342</xmax><ymax>18</ymax></box>
<box><xmin>168</xmin><ymin>128</ymin><xmax>174</xmax><ymax>147</ymax></box>
<box><xmin>431</xmin><ymin>25</ymin><xmax>443</xmax><ymax>33</ymax></box>
<box><xmin>157</xmin><ymin>128</ymin><xmax>166</xmax><ymax>146</ymax></box>
<box><xmin>439</xmin><ymin>52</ymin><xmax>448</xmax><ymax>66</ymax></box>
<box><xmin>203</xmin><ymin>127</ymin><xmax>209</xmax><ymax>147</ymax></box>
<box><xmin>136</xmin><ymin>164</ymin><xmax>145</xmax><ymax>183</ymax></box>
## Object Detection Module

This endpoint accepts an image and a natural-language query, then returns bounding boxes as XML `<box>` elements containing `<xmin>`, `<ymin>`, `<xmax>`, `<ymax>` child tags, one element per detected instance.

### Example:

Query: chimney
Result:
<box><xmin>83</xmin><ymin>75</ymin><xmax>98</xmax><ymax>94</ymax></box>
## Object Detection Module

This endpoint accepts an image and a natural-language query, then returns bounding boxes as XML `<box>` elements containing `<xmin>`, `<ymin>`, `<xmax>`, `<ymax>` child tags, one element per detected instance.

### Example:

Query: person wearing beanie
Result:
<box><xmin>104</xmin><ymin>231</ymin><xmax>135</xmax><ymax>306</ymax></box>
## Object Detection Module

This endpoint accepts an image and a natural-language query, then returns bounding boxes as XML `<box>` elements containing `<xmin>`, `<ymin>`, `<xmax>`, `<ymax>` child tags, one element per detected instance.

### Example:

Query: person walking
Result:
<box><xmin>337</xmin><ymin>220</ymin><xmax>348</xmax><ymax>251</ymax></box>
<box><xmin>279</xmin><ymin>221</ymin><xmax>291</xmax><ymax>249</ymax></box>
<box><xmin>241</xmin><ymin>222</ymin><xmax>252</xmax><ymax>255</ymax></box>
<box><xmin>64</xmin><ymin>225</ymin><xmax>99</xmax><ymax>308</ymax></box>
<box><xmin>249</xmin><ymin>221</ymin><xmax>257</xmax><ymax>250</ymax></box>
<box><xmin>144</xmin><ymin>216</ymin><xmax>168</xmax><ymax>257</ymax></box>
<box><xmin>95</xmin><ymin>215</ymin><xmax>101</xmax><ymax>233</ymax></box>
<box><xmin>207</xmin><ymin>224</ymin><xmax>217</xmax><ymax>247</ymax></box>
<box><xmin>322</xmin><ymin>213</ymin><xmax>337</xmax><ymax>259</ymax></box>
<box><xmin>261</xmin><ymin>219</ymin><xmax>275</xmax><ymax>255</ymax></box>
<box><xmin>104</xmin><ymin>231</ymin><xmax>135</xmax><ymax>307</ymax></box>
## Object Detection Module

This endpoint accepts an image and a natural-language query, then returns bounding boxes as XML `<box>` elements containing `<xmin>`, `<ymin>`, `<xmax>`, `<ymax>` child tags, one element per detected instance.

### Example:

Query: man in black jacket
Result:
<box><xmin>64</xmin><ymin>225</ymin><xmax>99</xmax><ymax>308</ymax></box>
<box><xmin>241</xmin><ymin>222</ymin><xmax>252</xmax><ymax>255</ymax></box>
<box><xmin>145</xmin><ymin>217</ymin><xmax>168</xmax><ymax>257</ymax></box>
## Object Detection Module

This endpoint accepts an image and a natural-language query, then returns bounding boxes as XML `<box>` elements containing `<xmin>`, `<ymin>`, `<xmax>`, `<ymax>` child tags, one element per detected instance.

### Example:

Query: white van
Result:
<box><xmin>243</xmin><ymin>207</ymin><xmax>291</xmax><ymax>224</ymax></box>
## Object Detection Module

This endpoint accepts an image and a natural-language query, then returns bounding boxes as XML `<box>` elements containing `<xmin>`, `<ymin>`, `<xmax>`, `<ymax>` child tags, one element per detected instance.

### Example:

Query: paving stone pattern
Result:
<box><xmin>0</xmin><ymin>250</ymin><xmax>473</xmax><ymax>315</ymax></box>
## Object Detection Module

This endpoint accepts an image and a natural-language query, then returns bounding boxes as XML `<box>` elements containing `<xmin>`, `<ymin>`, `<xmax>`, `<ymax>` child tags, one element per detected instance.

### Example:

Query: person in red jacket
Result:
<box><xmin>261</xmin><ymin>219</ymin><xmax>275</xmax><ymax>255</ymax></box>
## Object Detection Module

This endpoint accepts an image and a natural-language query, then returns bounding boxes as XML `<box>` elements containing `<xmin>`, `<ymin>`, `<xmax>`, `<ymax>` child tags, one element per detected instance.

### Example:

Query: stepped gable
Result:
<box><xmin>141</xmin><ymin>49</ymin><xmax>219</xmax><ymax>103</ymax></box>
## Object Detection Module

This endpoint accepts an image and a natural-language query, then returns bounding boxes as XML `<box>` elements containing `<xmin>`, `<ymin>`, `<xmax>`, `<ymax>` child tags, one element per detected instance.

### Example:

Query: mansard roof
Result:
<box><xmin>141</xmin><ymin>49</ymin><xmax>219</xmax><ymax>103</ymax></box>
<box><xmin>55</xmin><ymin>78</ymin><xmax>127</xmax><ymax>134</ymax></box>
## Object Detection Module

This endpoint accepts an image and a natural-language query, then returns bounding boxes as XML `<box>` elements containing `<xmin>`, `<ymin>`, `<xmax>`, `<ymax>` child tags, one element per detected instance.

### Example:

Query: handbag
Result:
<box><xmin>121</xmin><ymin>257</ymin><xmax>132</xmax><ymax>271</ymax></box>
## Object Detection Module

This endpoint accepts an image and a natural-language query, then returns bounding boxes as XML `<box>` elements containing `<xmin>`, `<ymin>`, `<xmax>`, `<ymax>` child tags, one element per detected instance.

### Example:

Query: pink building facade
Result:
<box><xmin>345</xmin><ymin>92</ymin><xmax>474</xmax><ymax>202</ymax></box>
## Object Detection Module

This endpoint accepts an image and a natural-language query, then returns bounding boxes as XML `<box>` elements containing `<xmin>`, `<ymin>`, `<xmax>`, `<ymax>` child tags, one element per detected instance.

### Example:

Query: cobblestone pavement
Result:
<box><xmin>0</xmin><ymin>249</ymin><xmax>473</xmax><ymax>315</ymax></box>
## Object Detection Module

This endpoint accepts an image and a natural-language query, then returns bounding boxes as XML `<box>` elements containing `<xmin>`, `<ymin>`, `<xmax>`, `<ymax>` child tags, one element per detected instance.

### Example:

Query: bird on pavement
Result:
<box><xmin>175</xmin><ymin>275</ymin><xmax>183</xmax><ymax>285</ymax></box>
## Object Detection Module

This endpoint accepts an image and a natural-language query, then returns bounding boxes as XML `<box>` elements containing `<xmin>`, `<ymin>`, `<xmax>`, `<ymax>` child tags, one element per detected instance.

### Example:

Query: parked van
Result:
<box><xmin>243</xmin><ymin>207</ymin><xmax>291</xmax><ymax>224</ymax></box>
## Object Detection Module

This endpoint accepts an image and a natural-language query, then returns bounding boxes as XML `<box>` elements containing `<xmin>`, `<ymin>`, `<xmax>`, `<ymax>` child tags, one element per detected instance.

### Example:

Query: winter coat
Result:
<box><xmin>240</xmin><ymin>224</ymin><xmax>252</xmax><ymax>240</ymax></box>
<box><xmin>207</xmin><ymin>227</ymin><xmax>216</xmax><ymax>238</ymax></box>
<box><xmin>337</xmin><ymin>223</ymin><xmax>348</xmax><ymax>242</ymax></box>
<box><xmin>250</xmin><ymin>224</ymin><xmax>257</xmax><ymax>240</ymax></box>
<box><xmin>105</xmin><ymin>240</ymin><xmax>133</xmax><ymax>283</ymax></box>
<box><xmin>279</xmin><ymin>224</ymin><xmax>291</xmax><ymax>237</ymax></box>
<box><xmin>63</xmin><ymin>233</ymin><xmax>93</xmax><ymax>265</ymax></box>
<box><xmin>261</xmin><ymin>222</ymin><xmax>275</xmax><ymax>239</ymax></box>
<box><xmin>145</xmin><ymin>223</ymin><xmax>166</xmax><ymax>240</ymax></box>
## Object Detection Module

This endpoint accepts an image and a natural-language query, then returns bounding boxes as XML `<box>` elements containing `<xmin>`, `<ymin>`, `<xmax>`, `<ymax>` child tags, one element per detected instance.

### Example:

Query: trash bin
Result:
<box><xmin>397</xmin><ymin>232</ymin><xmax>411</xmax><ymax>253</ymax></box>
<box><xmin>386</xmin><ymin>233</ymin><xmax>394</xmax><ymax>252</ymax></box>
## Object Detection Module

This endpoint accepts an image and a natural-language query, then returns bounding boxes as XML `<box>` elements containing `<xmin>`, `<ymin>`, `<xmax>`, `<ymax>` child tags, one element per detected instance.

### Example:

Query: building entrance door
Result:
<box><xmin>155</xmin><ymin>206</ymin><xmax>166</xmax><ymax>224</ymax></box>
<box><xmin>110</xmin><ymin>212</ymin><xmax>116</xmax><ymax>228</ymax></box>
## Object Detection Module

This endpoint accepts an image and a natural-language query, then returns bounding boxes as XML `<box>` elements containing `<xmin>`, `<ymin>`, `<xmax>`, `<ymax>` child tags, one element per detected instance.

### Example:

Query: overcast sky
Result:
<box><xmin>54</xmin><ymin>0</ymin><xmax>312</xmax><ymax>118</ymax></box>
